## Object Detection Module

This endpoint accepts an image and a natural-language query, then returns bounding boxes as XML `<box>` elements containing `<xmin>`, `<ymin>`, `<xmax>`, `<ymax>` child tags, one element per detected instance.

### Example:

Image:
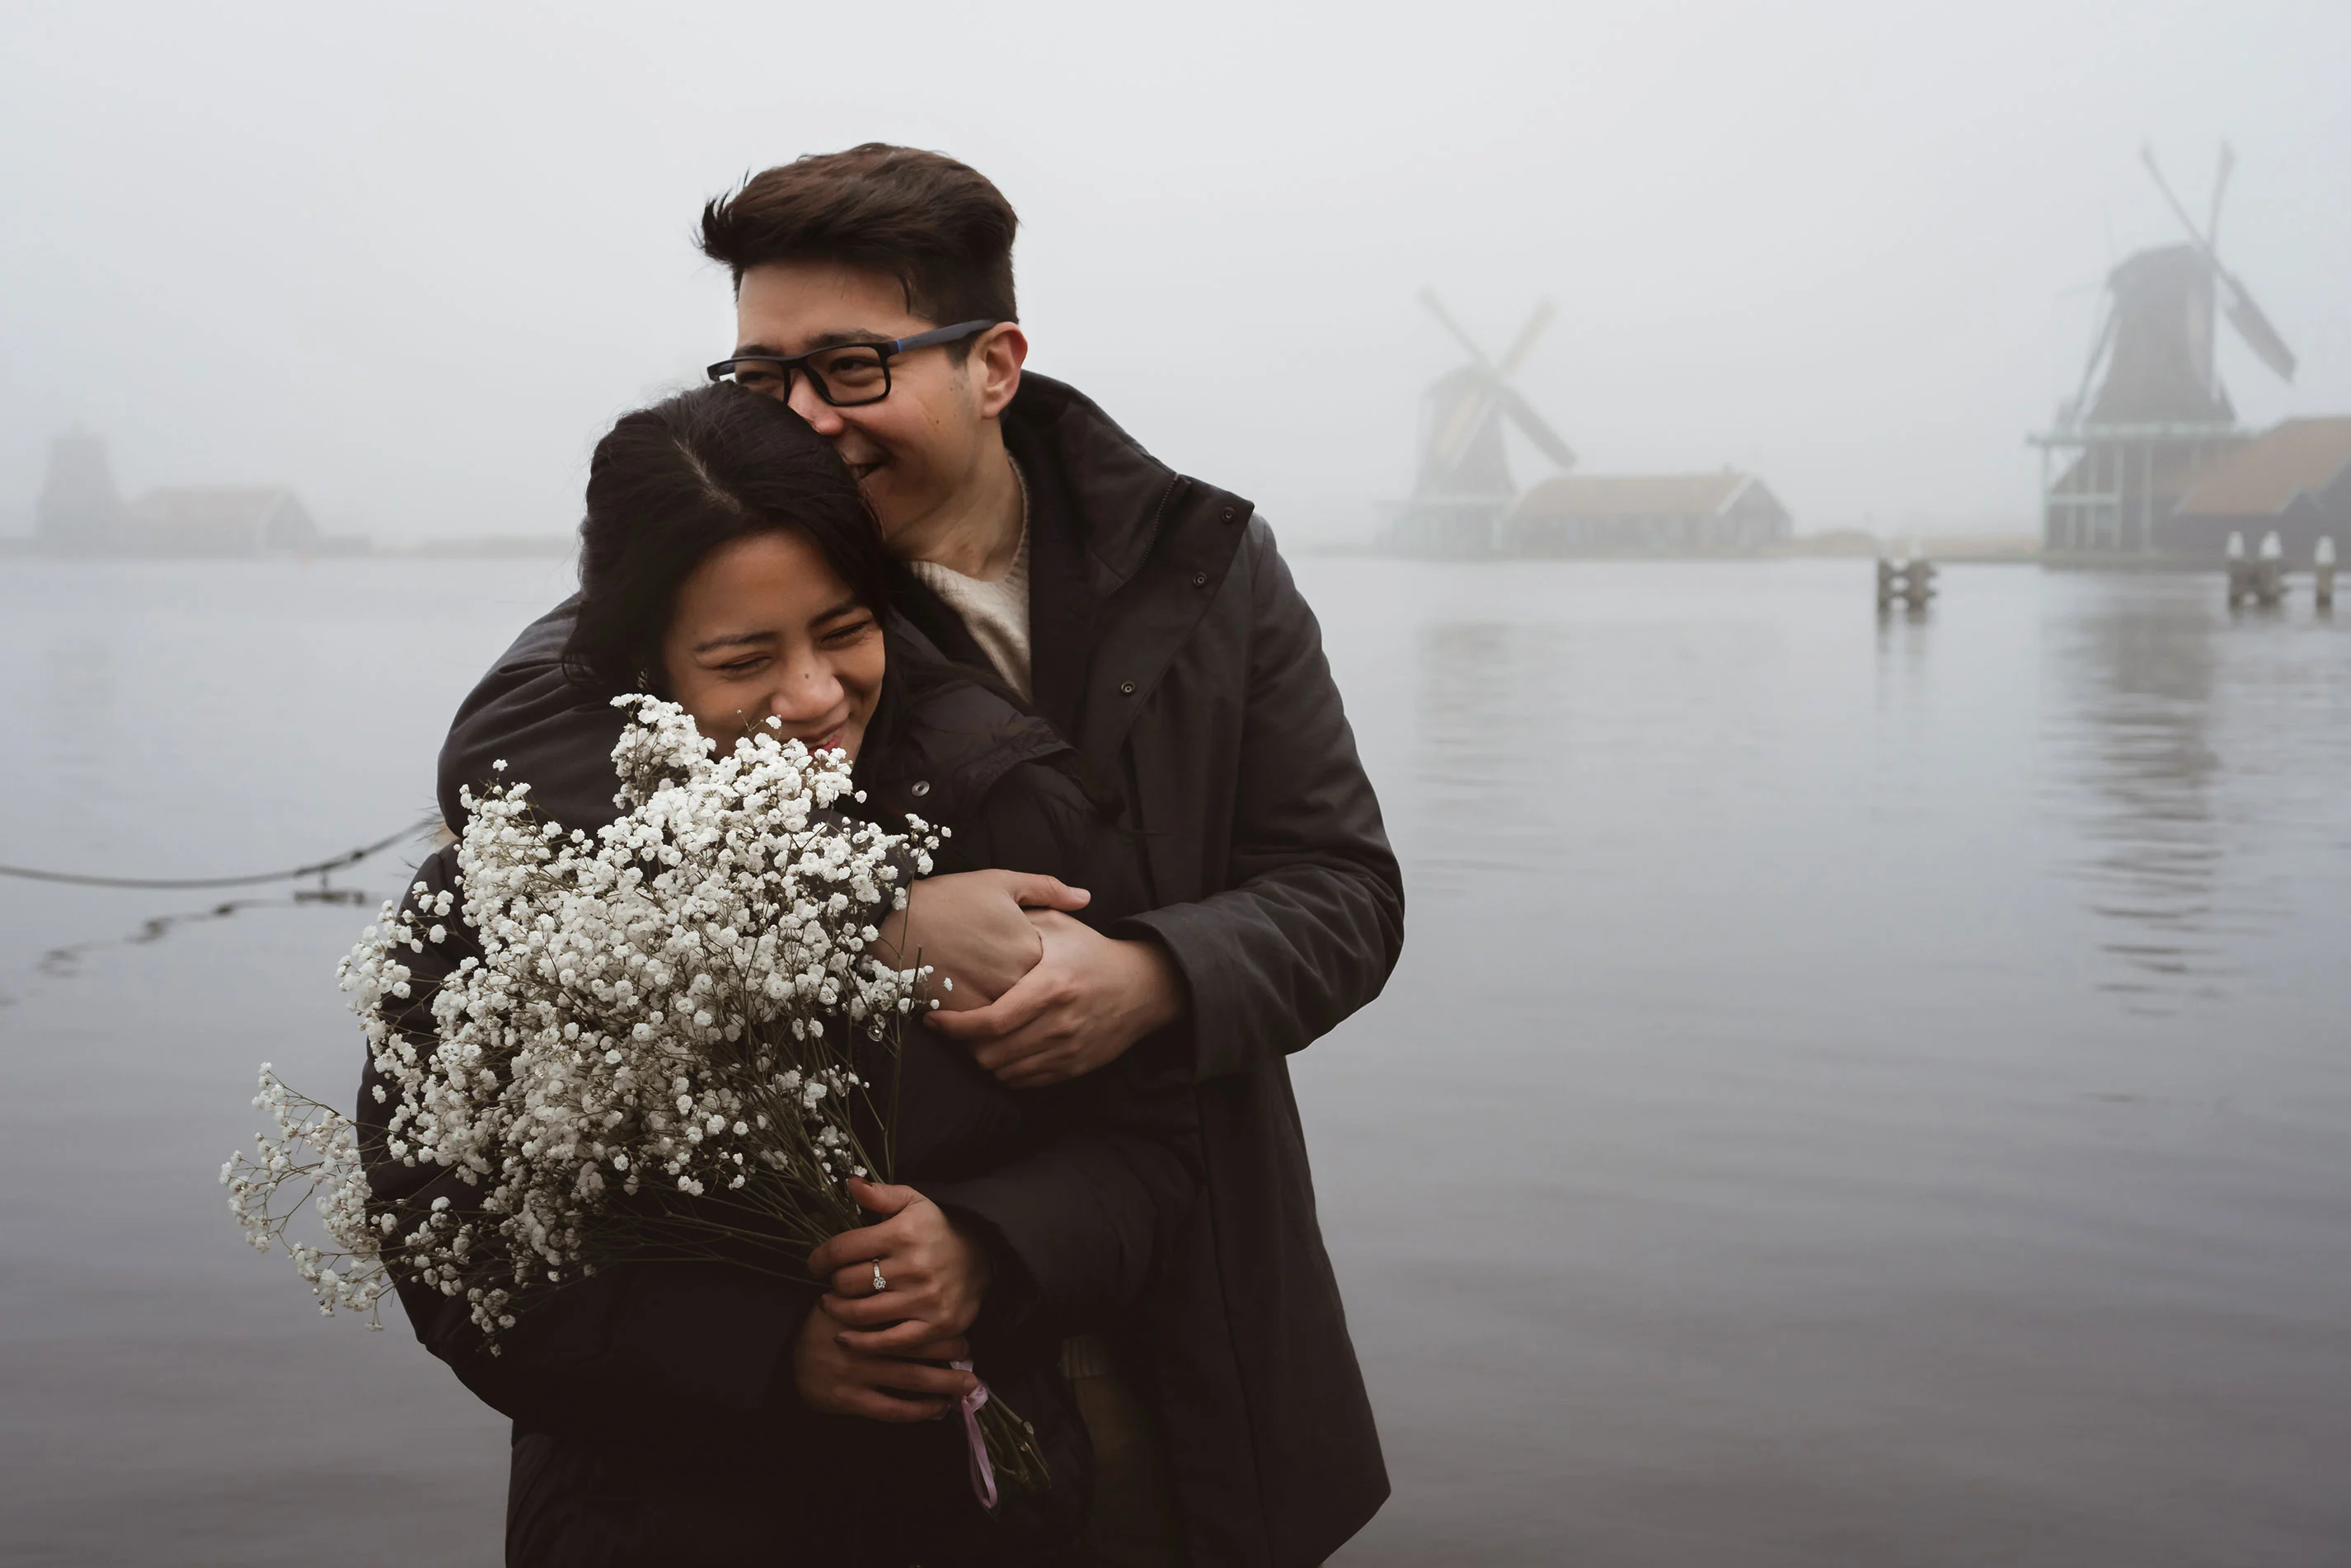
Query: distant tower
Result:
<box><xmin>36</xmin><ymin>429</ymin><xmax>126</xmax><ymax>549</ymax></box>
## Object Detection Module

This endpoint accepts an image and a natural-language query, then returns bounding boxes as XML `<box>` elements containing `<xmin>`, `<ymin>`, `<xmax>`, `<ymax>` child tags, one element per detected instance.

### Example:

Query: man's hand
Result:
<box><xmin>806</xmin><ymin>1178</ymin><xmax>993</xmax><ymax>1352</ymax></box>
<box><xmin>927</xmin><ymin>912</ymin><xmax>1188</xmax><ymax>1088</ymax></box>
<box><xmin>791</xmin><ymin>1302</ymin><xmax>974</xmax><ymax>1422</ymax></box>
<box><xmin>874</xmin><ymin>870</ymin><xmax>1090</xmax><ymax>1011</ymax></box>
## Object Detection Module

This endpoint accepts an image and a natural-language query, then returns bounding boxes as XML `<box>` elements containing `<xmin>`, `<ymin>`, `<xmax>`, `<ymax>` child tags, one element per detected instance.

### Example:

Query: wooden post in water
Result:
<box><xmin>2225</xmin><ymin>532</ymin><xmax>2254</xmax><ymax>608</ymax></box>
<box><xmin>2316</xmin><ymin>537</ymin><xmax>2337</xmax><ymax>612</ymax></box>
<box><xmin>2255</xmin><ymin>531</ymin><xmax>2287</xmax><ymax>608</ymax></box>
<box><xmin>1875</xmin><ymin>548</ymin><xmax>1936</xmax><ymax>610</ymax></box>
<box><xmin>1908</xmin><ymin>555</ymin><xmax>1937</xmax><ymax>608</ymax></box>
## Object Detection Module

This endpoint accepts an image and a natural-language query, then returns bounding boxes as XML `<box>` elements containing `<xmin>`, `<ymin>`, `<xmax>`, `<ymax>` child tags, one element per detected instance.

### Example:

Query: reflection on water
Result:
<box><xmin>2048</xmin><ymin>581</ymin><xmax>2231</xmax><ymax>1012</ymax></box>
<box><xmin>1411</xmin><ymin>620</ymin><xmax>1570</xmax><ymax>897</ymax></box>
<box><xmin>1872</xmin><ymin>594</ymin><xmax>1933</xmax><ymax>690</ymax></box>
<box><xmin>2040</xmin><ymin>575</ymin><xmax>2351</xmax><ymax>1018</ymax></box>
<box><xmin>43</xmin><ymin>631</ymin><xmax>118</xmax><ymax>809</ymax></box>
<box><xmin>1409</xmin><ymin>607</ymin><xmax>1795</xmax><ymax>921</ymax></box>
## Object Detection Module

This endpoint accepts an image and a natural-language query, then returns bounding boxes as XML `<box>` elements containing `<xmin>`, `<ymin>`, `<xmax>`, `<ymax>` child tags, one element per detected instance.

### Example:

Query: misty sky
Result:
<box><xmin>4</xmin><ymin>0</ymin><xmax>2346</xmax><ymax>545</ymax></box>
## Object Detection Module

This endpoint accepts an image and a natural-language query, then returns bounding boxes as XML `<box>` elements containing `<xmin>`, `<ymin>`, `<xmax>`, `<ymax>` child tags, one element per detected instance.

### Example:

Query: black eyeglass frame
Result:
<box><xmin>705</xmin><ymin>319</ymin><xmax>1002</xmax><ymax>406</ymax></box>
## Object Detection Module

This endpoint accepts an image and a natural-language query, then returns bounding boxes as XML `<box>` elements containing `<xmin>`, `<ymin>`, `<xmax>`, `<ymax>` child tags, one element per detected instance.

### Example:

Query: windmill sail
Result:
<box><xmin>2223</xmin><ymin>289</ymin><xmax>2298</xmax><ymax>383</ymax></box>
<box><xmin>1418</xmin><ymin>289</ymin><xmax>1493</xmax><ymax>369</ymax></box>
<box><xmin>1496</xmin><ymin>300</ymin><xmax>1556</xmax><ymax>378</ymax></box>
<box><xmin>1499</xmin><ymin>384</ymin><xmax>1576</xmax><ymax>470</ymax></box>
<box><xmin>2064</xmin><ymin>302</ymin><xmax>2119</xmax><ymax>427</ymax></box>
<box><xmin>2140</xmin><ymin>144</ymin><xmax>2298</xmax><ymax>383</ymax></box>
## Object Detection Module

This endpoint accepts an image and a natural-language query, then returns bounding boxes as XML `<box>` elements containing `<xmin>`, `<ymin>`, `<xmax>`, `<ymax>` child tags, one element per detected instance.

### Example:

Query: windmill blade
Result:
<box><xmin>1419</xmin><ymin>289</ymin><xmax>1493</xmax><ymax>368</ymax></box>
<box><xmin>2141</xmin><ymin>143</ymin><xmax>2205</xmax><ymax>247</ymax></box>
<box><xmin>2225</xmin><ymin>288</ymin><xmax>2298</xmax><ymax>381</ymax></box>
<box><xmin>2068</xmin><ymin>299</ymin><xmax>2118</xmax><ymax>425</ymax></box>
<box><xmin>2208</xmin><ymin>142</ymin><xmax>2234</xmax><ymax>251</ymax></box>
<box><xmin>1496</xmin><ymin>299</ymin><xmax>1556</xmax><ymax>378</ymax></box>
<box><xmin>2142</xmin><ymin>143</ymin><xmax>2297</xmax><ymax>382</ymax></box>
<box><xmin>1498</xmin><ymin>384</ymin><xmax>1577</xmax><ymax>471</ymax></box>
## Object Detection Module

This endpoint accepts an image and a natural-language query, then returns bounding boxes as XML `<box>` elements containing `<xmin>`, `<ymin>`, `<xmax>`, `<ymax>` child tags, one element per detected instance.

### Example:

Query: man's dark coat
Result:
<box><xmin>436</xmin><ymin>373</ymin><xmax>1405</xmax><ymax>1566</ymax></box>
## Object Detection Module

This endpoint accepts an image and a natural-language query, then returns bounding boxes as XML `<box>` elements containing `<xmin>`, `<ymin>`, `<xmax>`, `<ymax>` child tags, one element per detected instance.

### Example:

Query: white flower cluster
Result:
<box><xmin>220</xmin><ymin>1064</ymin><xmax>390</xmax><ymax>1320</ymax></box>
<box><xmin>225</xmin><ymin>695</ymin><xmax>941</xmax><ymax>1344</ymax></box>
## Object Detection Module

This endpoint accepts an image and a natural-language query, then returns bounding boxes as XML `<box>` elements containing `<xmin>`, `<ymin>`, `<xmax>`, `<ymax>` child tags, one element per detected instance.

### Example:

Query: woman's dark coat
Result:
<box><xmin>374</xmin><ymin>676</ymin><xmax>1194</xmax><ymax>1565</ymax></box>
<box><xmin>439</xmin><ymin>373</ymin><xmax>1406</xmax><ymax>1568</ymax></box>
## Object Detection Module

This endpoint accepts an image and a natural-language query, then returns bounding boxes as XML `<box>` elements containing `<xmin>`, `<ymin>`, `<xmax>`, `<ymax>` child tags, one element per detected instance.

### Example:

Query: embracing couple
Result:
<box><xmin>377</xmin><ymin>144</ymin><xmax>1402</xmax><ymax>1566</ymax></box>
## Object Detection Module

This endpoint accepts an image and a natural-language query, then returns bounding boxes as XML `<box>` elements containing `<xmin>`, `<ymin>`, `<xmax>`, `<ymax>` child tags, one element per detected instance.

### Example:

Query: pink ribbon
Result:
<box><xmin>950</xmin><ymin>1359</ymin><xmax>998</xmax><ymax>1511</ymax></box>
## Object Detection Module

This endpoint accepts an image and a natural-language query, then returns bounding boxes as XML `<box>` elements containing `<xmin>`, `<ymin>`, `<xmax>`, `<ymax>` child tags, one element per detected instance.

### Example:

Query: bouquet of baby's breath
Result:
<box><xmin>223</xmin><ymin>694</ymin><xmax>1047</xmax><ymax>1500</ymax></box>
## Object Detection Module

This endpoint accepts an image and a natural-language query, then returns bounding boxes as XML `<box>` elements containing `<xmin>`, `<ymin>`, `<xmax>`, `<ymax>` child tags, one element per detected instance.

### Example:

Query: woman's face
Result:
<box><xmin>659</xmin><ymin>529</ymin><xmax>885</xmax><ymax>759</ymax></box>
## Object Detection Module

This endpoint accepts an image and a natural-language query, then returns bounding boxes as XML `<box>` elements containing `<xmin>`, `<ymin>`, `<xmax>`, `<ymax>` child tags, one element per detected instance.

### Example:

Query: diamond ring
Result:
<box><xmin>870</xmin><ymin>1260</ymin><xmax>888</xmax><ymax>1293</ymax></box>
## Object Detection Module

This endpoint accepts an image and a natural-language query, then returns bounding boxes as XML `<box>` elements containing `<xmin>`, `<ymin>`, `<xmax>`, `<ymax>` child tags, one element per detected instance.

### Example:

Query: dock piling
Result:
<box><xmin>1875</xmin><ymin>552</ymin><xmax>1936</xmax><ymax>610</ymax></box>
<box><xmin>2225</xmin><ymin>532</ymin><xmax>2288</xmax><ymax>609</ymax></box>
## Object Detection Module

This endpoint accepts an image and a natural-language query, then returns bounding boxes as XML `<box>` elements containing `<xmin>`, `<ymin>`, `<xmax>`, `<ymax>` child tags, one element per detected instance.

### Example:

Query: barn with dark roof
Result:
<box><xmin>1502</xmin><ymin>471</ymin><xmax>1793</xmax><ymax>556</ymax></box>
<box><xmin>2156</xmin><ymin>417</ymin><xmax>2351</xmax><ymax>561</ymax></box>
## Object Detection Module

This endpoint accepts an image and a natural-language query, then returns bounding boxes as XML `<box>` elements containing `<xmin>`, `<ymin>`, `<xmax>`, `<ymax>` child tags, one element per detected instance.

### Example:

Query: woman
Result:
<box><xmin>362</xmin><ymin>384</ymin><xmax>1194</xmax><ymax>1566</ymax></box>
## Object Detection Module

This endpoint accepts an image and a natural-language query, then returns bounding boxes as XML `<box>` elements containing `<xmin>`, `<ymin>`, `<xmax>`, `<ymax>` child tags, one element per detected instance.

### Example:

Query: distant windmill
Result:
<box><xmin>2035</xmin><ymin>144</ymin><xmax>2297</xmax><ymax>556</ymax></box>
<box><xmin>1387</xmin><ymin>292</ymin><xmax>1577</xmax><ymax>556</ymax></box>
<box><xmin>2058</xmin><ymin>144</ymin><xmax>2297</xmax><ymax>430</ymax></box>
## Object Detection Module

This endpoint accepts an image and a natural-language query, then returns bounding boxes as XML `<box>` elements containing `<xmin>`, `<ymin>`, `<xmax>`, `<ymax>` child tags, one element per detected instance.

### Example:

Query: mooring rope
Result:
<box><xmin>0</xmin><ymin>819</ymin><xmax>442</xmax><ymax>890</ymax></box>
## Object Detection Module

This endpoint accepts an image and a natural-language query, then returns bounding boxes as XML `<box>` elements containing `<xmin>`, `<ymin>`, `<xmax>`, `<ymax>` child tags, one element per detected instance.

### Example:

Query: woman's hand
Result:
<box><xmin>806</xmin><ymin>1178</ymin><xmax>995</xmax><ymax>1352</ymax></box>
<box><xmin>791</xmin><ymin>1303</ymin><xmax>975</xmax><ymax>1422</ymax></box>
<box><xmin>872</xmin><ymin>870</ymin><xmax>1091</xmax><ymax>1009</ymax></box>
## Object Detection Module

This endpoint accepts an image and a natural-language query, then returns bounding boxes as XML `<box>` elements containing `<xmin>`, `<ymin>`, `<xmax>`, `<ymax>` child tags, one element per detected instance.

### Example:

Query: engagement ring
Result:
<box><xmin>871</xmin><ymin>1261</ymin><xmax>888</xmax><ymax>1293</ymax></box>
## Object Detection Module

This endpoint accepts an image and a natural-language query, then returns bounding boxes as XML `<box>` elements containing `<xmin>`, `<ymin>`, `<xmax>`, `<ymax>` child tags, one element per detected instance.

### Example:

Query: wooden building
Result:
<box><xmin>2158</xmin><ymin>416</ymin><xmax>2351</xmax><ymax>561</ymax></box>
<box><xmin>1502</xmin><ymin>471</ymin><xmax>1793</xmax><ymax>556</ymax></box>
<box><xmin>34</xmin><ymin>433</ymin><xmax>321</xmax><ymax>556</ymax></box>
<box><xmin>124</xmin><ymin>486</ymin><xmax>319</xmax><ymax>556</ymax></box>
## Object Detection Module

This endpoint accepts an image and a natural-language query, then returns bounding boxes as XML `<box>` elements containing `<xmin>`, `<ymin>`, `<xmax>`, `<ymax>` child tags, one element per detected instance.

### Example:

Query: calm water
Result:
<box><xmin>2</xmin><ymin>557</ymin><xmax>2346</xmax><ymax>1566</ymax></box>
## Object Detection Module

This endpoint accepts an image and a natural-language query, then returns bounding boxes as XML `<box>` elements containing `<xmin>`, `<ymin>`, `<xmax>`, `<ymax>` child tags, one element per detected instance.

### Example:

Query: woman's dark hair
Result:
<box><xmin>567</xmin><ymin>380</ymin><xmax>1125</xmax><ymax>832</ymax></box>
<box><xmin>564</xmin><ymin>381</ymin><xmax>1045</xmax><ymax>795</ymax></box>
<box><xmin>565</xmin><ymin>383</ymin><xmax>889</xmax><ymax>695</ymax></box>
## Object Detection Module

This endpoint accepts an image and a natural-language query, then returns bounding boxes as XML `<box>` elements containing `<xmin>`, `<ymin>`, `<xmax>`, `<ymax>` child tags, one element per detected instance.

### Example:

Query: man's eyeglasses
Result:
<box><xmin>706</xmin><ymin>320</ymin><xmax>1001</xmax><ymax>407</ymax></box>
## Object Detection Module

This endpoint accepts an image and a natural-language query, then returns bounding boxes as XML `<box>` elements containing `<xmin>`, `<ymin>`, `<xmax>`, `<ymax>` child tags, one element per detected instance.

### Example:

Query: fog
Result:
<box><xmin>4</xmin><ymin>0</ymin><xmax>2347</xmax><ymax>547</ymax></box>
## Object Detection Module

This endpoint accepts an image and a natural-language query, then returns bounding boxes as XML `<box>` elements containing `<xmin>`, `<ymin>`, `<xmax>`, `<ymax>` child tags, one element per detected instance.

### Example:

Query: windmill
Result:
<box><xmin>2035</xmin><ymin>144</ymin><xmax>2299</xmax><ymax>556</ymax></box>
<box><xmin>1385</xmin><ymin>292</ymin><xmax>1578</xmax><ymax>556</ymax></box>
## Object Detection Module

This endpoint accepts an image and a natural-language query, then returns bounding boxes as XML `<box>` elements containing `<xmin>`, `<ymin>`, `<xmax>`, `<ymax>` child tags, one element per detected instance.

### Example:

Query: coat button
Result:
<box><xmin>909</xmin><ymin>780</ymin><xmax>931</xmax><ymax>797</ymax></box>
<box><xmin>1220</xmin><ymin>506</ymin><xmax>1237</xmax><ymax>523</ymax></box>
<box><xmin>1192</xmin><ymin>571</ymin><xmax>1208</xmax><ymax>588</ymax></box>
<box><xmin>1119</xmin><ymin>680</ymin><xmax>1137</xmax><ymax>696</ymax></box>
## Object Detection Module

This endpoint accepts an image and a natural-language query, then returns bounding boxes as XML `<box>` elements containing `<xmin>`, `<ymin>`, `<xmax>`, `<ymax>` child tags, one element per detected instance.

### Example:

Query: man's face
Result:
<box><xmin>731</xmin><ymin>261</ymin><xmax>1021</xmax><ymax>547</ymax></box>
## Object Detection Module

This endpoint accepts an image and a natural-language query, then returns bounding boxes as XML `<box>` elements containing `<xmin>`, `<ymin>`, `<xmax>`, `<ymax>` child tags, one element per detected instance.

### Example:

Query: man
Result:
<box><xmin>439</xmin><ymin>143</ymin><xmax>1403</xmax><ymax>1567</ymax></box>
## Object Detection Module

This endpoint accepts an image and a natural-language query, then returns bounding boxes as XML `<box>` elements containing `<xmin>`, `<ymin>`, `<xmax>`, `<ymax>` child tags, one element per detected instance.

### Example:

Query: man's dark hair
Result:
<box><xmin>699</xmin><ymin>144</ymin><xmax>1019</xmax><ymax>338</ymax></box>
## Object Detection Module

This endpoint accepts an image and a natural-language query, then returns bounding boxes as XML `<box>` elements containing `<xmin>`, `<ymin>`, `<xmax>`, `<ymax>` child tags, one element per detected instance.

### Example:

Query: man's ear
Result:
<box><xmin>973</xmin><ymin>324</ymin><xmax>1027</xmax><ymax>420</ymax></box>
